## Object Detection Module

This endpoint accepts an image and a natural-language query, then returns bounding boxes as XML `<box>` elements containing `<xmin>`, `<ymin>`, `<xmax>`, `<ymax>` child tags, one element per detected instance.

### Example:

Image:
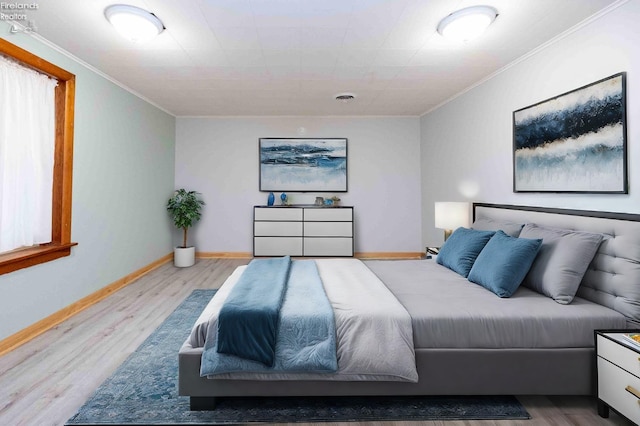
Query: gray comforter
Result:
<box><xmin>366</xmin><ymin>259</ymin><xmax>626</xmax><ymax>348</ymax></box>
<box><xmin>189</xmin><ymin>259</ymin><xmax>418</xmax><ymax>382</ymax></box>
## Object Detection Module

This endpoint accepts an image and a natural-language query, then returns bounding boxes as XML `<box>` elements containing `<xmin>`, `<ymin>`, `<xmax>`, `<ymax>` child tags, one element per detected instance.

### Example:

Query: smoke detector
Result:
<box><xmin>335</xmin><ymin>93</ymin><xmax>356</xmax><ymax>103</ymax></box>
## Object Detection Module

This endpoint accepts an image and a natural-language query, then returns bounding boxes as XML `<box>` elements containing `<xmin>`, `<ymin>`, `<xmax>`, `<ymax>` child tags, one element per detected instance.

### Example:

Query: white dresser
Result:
<box><xmin>596</xmin><ymin>330</ymin><xmax>640</xmax><ymax>424</ymax></box>
<box><xmin>253</xmin><ymin>206</ymin><xmax>353</xmax><ymax>257</ymax></box>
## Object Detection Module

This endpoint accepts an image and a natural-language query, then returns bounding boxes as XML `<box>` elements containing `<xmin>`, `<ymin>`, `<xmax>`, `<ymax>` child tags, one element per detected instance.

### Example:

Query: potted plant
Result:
<box><xmin>167</xmin><ymin>189</ymin><xmax>205</xmax><ymax>267</ymax></box>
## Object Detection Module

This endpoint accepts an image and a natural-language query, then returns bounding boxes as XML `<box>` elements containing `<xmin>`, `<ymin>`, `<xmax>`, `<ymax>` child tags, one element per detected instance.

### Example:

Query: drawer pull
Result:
<box><xmin>625</xmin><ymin>385</ymin><xmax>640</xmax><ymax>401</ymax></box>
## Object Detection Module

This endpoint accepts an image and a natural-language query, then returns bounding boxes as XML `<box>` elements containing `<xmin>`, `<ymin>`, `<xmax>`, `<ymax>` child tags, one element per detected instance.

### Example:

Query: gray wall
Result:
<box><xmin>0</xmin><ymin>30</ymin><xmax>176</xmax><ymax>341</ymax></box>
<box><xmin>420</xmin><ymin>1</ymin><xmax>639</xmax><ymax>248</ymax></box>
<box><xmin>175</xmin><ymin>117</ymin><xmax>422</xmax><ymax>253</ymax></box>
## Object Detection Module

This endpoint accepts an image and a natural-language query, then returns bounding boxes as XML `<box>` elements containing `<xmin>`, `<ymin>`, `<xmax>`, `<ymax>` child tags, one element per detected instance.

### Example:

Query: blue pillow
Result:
<box><xmin>468</xmin><ymin>230</ymin><xmax>542</xmax><ymax>298</ymax></box>
<box><xmin>436</xmin><ymin>227</ymin><xmax>495</xmax><ymax>277</ymax></box>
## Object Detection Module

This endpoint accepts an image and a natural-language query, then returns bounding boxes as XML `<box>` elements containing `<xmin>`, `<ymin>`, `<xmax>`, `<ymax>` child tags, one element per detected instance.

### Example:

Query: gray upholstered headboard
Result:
<box><xmin>473</xmin><ymin>203</ymin><xmax>640</xmax><ymax>326</ymax></box>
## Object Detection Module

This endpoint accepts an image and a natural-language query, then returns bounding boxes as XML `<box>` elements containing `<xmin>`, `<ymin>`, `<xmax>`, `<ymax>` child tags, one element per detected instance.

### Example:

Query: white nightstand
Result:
<box><xmin>596</xmin><ymin>330</ymin><xmax>640</xmax><ymax>424</ymax></box>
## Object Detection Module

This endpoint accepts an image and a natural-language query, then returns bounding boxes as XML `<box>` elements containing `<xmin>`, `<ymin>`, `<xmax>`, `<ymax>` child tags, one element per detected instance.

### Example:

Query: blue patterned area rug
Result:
<box><xmin>66</xmin><ymin>289</ymin><xmax>530</xmax><ymax>425</ymax></box>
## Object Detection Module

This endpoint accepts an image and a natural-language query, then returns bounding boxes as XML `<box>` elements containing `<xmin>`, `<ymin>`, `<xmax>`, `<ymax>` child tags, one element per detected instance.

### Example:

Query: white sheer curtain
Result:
<box><xmin>0</xmin><ymin>56</ymin><xmax>58</xmax><ymax>253</ymax></box>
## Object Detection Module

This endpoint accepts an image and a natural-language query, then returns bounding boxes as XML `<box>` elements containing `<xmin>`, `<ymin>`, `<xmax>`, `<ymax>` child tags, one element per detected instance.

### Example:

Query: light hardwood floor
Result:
<box><xmin>0</xmin><ymin>259</ymin><xmax>634</xmax><ymax>426</ymax></box>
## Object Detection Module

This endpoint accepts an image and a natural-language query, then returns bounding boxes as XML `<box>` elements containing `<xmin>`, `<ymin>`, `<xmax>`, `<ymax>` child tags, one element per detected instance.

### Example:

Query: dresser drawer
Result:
<box><xmin>304</xmin><ymin>238</ymin><xmax>353</xmax><ymax>256</ymax></box>
<box><xmin>598</xmin><ymin>334</ymin><xmax>640</xmax><ymax>378</ymax></box>
<box><xmin>304</xmin><ymin>208</ymin><xmax>352</xmax><ymax>221</ymax></box>
<box><xmin>254</xmin><ymin>237</ymin><xmax>303</xmax><ymax>256</ymax></box>
<box><xmin>255</xmin><ymin>221</ymin><xmax>303</xmax><ymax>236</ymax></box>
<box><xmin>254</xmin><ymin>207</ymin><xmax>303</xmax><ymax>221</ymax></box>
<box><xmin>304</xmin><ymin>222</ymin><xmax>352</xmax><ymax>237</ymax></box>
<box><xmin>598</xmin><ymin>356</ymin><xmax>640</xmax><ymax>424</ymax></box>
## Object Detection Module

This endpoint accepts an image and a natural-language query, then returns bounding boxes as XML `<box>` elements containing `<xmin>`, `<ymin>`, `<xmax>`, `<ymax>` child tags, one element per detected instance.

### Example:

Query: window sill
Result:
<box><xmin>0</xmin><ymin>242</ymin><xmax>77</xmax><ymax>276</ymax></box>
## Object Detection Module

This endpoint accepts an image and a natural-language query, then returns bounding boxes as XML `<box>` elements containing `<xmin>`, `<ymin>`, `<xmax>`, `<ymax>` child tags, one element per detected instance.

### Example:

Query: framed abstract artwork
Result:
<box><xmin>259</xmin><ymin>138</ymin><xmax>348</xmax><ymax>192</ymax></box>
<box><xmin>513</xmin><ymin>72</ymin><xmax>627</xmax><ymax>193</ymax></box>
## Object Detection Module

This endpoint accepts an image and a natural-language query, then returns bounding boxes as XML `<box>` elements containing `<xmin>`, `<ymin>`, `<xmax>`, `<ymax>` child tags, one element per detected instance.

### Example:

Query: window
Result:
<box><xmin>0</xmin><ymin>38</ymin><xmax>76</xmax><ymax>275</ymax></box>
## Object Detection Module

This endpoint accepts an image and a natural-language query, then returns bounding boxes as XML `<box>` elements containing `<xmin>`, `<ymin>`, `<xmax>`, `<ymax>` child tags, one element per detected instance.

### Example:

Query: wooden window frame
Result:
<box><xmin>0</xmin><ymin>38</ymin><xmax>76</xmax><ymax>275</ymax></box>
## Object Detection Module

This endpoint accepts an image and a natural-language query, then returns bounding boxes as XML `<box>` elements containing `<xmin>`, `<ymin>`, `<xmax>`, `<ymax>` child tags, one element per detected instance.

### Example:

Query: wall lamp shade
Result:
<box><xmin>435</xmin><ymin>202</ymin><xmax>470</xmax><ymax>240</ymax></box>
<box><xmin>437</xmin><ymin>6</ymin><xmax>498</xmax><ymax>42</ymax></box>
<box><xmin>105</xmin><ymin>4</ymin><xmax>165</xmax><ymax>43</ymax></box>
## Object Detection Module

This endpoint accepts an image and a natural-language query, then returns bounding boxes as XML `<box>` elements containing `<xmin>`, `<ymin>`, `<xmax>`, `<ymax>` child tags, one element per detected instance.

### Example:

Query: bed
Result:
<box><xmin>178</xmin><ymin>203</ymin><xmax>640</xmax><ymax>410</ymax></box>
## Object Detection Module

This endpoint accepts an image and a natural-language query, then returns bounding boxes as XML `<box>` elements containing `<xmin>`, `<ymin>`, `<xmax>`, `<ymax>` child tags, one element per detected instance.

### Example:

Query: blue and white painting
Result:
<box><xmin>513</xmin><ymin>73</ymin><xmax>627</xmax><ymax>193</ymax></box>
<box><xmin>260</xmin><ymin>138</ymin><xmax>347</xmax><ymax>192</ymax></box>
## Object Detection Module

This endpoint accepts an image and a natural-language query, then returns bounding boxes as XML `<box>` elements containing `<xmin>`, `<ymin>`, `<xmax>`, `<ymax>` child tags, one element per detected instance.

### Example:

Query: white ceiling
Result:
<box><xmin>25</xmin><ymin>0</ymin><xmax>619</xmax><ymax>116</ymax></box>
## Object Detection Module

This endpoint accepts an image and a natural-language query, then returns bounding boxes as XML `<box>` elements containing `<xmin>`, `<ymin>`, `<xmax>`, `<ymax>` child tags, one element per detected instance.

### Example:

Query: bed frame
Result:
<box><xmin>179</xmin><ymin>203</ymin><xmax>640</xmax><ymax>410</ymax></box>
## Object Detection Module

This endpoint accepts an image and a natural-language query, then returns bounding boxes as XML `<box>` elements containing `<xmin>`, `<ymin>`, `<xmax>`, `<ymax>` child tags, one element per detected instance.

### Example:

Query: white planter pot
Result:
<box><xmin>174</xmin><ymin>246</ymin><xmax>195</xmax><ymax>267</ymax></box>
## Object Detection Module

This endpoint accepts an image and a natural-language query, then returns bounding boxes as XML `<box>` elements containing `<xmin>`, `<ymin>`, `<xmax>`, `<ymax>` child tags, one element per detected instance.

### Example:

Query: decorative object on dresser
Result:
<box><xmin>267</xmin><ymin>192</ymin><xmax>275</xmax><ymax>206</ymax></box>
<box><xmin>513</xmin><ymin>72</ymin><xmax>627</xmax><ymax>193</ymax></box>
<box><xmin>166</xmin><ymin>189</ymin><xmax>205</xmax><ymax>267</ymax></box>
<box><xmin>259</xmin><ymin>138</ymin><xmax>348</xmax><ymax>192</ymax></box>
<box><xmin>595</xmin><ymin>330</ymin><xmax>640</xmax><ymax>425</ymax></box>
<box><xmin>253</xmin><ymin>206</ymin><xmax>353</xmax><ymax>257</ymax></box>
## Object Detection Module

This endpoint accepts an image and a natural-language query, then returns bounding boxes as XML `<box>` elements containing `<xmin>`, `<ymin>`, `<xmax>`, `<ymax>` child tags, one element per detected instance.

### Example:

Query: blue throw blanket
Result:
<box><xmin>217</xmin><ymin>256</ymin><xmax>291</xmax><ymax>366</ymax></box>
<box><xmin>201</xmin><ymin>259</ymin><xmax>337</xmax><ymax>376</ymax></box>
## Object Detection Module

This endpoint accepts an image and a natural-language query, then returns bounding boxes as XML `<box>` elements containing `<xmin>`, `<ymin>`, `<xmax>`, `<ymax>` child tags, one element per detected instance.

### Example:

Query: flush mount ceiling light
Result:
<box><xmin>335</xmin><ymin>93</ymin><xmax>356</xmax><ymax>103</ymax></box>
<box><xmin>437</xmin><ymin>5</ymin><xmax>498</xmax><ymax>42</ymax></box>
<box><xmin>104</xmin><ymin>4</ymin><xmax>165</xmax><ymax>43</ymax></box>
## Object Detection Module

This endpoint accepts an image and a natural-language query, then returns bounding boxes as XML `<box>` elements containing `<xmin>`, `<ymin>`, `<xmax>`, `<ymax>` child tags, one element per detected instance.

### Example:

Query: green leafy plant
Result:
<box><xmin>166</xmin><ymin>189</ymin><xmax>205</xmax><ymax>248</ymax></box>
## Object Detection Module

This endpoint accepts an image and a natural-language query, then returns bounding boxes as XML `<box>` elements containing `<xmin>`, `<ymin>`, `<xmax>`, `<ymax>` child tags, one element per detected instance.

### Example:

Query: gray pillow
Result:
<box><xmin>472</xmin><ymin>217</ymin><xmax>524</xmax><ymax>238</ymax></box>
<box><xmin>519</xmin><ymin>223</ymin><xmax>603</xmax><ymax>304</ymax></box>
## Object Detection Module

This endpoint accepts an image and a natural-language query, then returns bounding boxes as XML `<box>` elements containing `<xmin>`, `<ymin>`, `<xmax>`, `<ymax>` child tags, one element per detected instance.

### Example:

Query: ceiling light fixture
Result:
<box><xmin>437</xmin><ymin>5</ymin><xmax>497</xmax><ymax>42</ymax></box>
<box><xmin>335</xmin><ymin>93</ymin><xmax>356</xmax><ymax>103</ymax></box>
<box><xmin>104</xmin><ymin>4</ymin><xmax>165</xmax><ymax>43</ymax></box>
